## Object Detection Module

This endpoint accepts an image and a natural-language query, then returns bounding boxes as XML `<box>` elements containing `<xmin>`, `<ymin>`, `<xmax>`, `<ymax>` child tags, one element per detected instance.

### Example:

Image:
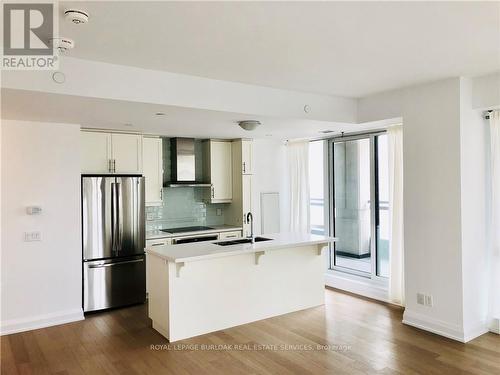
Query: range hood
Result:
<box><xmin>165</xmin><ymin>138</ymin><xmax>211</xmax><ymax>187</ymax></box>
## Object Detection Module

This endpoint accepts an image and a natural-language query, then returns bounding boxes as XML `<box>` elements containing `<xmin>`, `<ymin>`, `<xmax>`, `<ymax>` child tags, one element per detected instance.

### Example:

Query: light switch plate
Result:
<box><xmin>417</xmin><ymin>293</ymin><xmax>425</xmax><ymax>305</ymax></box>
<box><xmin>24</xmin><ymin>231</ymin><xmax>41</xmax><ymax>242</ymax></box>
<box><xmin>26</xmin><ymin>206</ymin><xmax>42</xmax><ymax>215</ymax></box>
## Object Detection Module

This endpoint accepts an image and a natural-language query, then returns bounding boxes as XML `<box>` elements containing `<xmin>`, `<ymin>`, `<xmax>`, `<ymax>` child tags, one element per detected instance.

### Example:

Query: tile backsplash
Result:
<box><xmin>146</xmin><ymin>137</ymin><xmax>227</xmax><ymax>231</ymax></box>
<box><xmin>146</xmin><ymin>187</ymin><xmax>226</xmax><ymax>231</ymax></box>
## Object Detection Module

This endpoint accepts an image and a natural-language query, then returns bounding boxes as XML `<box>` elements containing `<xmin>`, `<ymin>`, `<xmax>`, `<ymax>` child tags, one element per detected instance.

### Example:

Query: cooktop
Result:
<box><xmin>160</xmin><ymin>226</ymin><xmax>214</xmax><ymax>234</ymax></box>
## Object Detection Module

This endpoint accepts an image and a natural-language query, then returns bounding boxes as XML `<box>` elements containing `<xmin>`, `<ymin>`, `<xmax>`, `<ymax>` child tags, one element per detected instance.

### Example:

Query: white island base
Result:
<box><xmin>146</xmin><ymin>233</ymin><xmax>335</xmax><ymax>342</ymax></box>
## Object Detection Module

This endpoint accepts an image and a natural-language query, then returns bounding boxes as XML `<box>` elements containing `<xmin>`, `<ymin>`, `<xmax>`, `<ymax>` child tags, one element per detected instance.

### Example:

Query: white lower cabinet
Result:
<box><xmin>219</xmin><ymin>231</ymin><xmax>243</xmax><ymax>240</ymax></box>
<box><xmin>146</xmin><ymin>238</ymin><xmax>172</xmax><ymax>248</ymax></box>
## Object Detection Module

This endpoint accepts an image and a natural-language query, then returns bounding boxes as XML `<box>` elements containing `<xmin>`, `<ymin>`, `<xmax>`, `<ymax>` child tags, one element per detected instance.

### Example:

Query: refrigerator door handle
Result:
<box><xmin>111</xmin><ymin>182</ymin><xmax>118</xmax><ymax>253</ymax></box>
<box><xmin>117</xmin><ymin>182</ymin><xmax>123</xmax><ymax>253</ymax></box>
<box><xmin>87</xmin><ymin>258</ymin><xmax>144</xmax><ymax>268</ymax></box>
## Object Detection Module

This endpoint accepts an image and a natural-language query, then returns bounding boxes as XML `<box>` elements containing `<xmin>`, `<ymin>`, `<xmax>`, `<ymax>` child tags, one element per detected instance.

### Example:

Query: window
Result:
<box><xmin>309</xmin><ymin>141</ymin><xmax>326</xmax><ymax>235</ymax></box>
<box><xmin>328</xmin><ymin>133</ymin><xmax>389</xmax><ymax>279</ymax></box>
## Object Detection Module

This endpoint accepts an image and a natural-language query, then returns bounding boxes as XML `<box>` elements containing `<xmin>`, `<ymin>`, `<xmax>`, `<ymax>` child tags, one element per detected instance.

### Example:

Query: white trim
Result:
<box><xmin>325</xmin><ymin>270</ymin><xmax>390</xmax><ymax>303</ymax></box>
<box><xmin>489</xmin><ymin>318</ymin><xmax>500</xmax><ymax>334</ymax></box>
<box><xmin>0</xmin><ymin>308</ymin><xmax>84</xmax><ymax>336</ymax></box>
<box><xmin>464</xmin><ymin>321</ymin><xmax>490</xmax><ymax>343</ymax></box>
<box><xmin>403</xmin><ymin>309</ymin><xmax>466</xmax><ymax>342</ymax></box>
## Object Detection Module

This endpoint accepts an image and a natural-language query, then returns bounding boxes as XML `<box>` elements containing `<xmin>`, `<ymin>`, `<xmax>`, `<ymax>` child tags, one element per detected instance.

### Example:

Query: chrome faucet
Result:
<box><xmin>246</xmin><ymin>212</ymin><xmax>254</xmax><ymax>243</ymax></box>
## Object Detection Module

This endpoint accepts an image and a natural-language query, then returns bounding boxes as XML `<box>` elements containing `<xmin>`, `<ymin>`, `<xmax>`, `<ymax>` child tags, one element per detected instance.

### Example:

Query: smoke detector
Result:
<box><xmin>238</xmin><ymin>120</ymin><xmax>261</xmax><ymax>131</ymax></box>
<box><xmin>64</xmin><ymin>9</ymin><xmax>89</xmax><ymax>24</ymax></box>
<box><xmin>49</xmin><ymin>37</ymin><xmax>75</xmax><ymax>53</ymax></box>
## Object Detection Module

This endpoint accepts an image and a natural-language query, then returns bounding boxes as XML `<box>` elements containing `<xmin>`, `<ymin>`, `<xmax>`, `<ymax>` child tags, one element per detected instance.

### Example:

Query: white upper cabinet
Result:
<box><xmin>241</xmin><ymin>139</ymin><xmax>253</xmax><ymax>175</ymax></box>
<box><xmin>242</xmin><ymin>174</ymin><xmax>253</xmax><ymax>237</ymax></box>
<box><xmin>111</xmin><ymin>133</ymin><xmax>143</xmax><ymax>174</ymax></box>
<box><xmin>80</xmin><ymin>131</ymin><xmax>112</xmax><ymax>173</ymax></box>
<box><xmin>80</xmin><ymin>131</ymin><xmax>143</xmax><ymax>174</ymax></box>
<box><xmin>142</xmin><ymin>137</ymin><xmax>163</xmax><ymax>206</ymax></box>
<box><xmin>204</xmin><ymin>140</ymin><xmax>232</xmax><ymax>203</ymax></box>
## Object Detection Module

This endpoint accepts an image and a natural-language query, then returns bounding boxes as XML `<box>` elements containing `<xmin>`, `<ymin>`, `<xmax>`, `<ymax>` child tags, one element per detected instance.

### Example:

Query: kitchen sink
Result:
<box><xmin>215</xmin><ymin>237</ymin><xmax>272</xmax><ymax>246</ymax></box>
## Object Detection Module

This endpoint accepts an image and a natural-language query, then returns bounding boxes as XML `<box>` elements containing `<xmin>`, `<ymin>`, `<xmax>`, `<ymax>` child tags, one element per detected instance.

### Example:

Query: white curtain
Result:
<box><xmin>388</xmin><ymin>126</ymin><xmax>405</xmax><ymax>306</ymax></box>
<box><xmin>489</xmin><ymin>110</ymin><xmax>500</xmax><ymax>331</ymax></box>
<box><xmin>286</xmin><ymin>141</ymin><xmax>310</xmax><ymax>233</ymax></box>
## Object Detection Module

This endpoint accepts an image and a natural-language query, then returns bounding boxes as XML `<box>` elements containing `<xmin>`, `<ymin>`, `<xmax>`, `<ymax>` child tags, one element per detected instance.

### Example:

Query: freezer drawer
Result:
<box><xmin>84</xmin><ymin>255</ymin><xmax>146</xmax><ymax>312</ymax></box>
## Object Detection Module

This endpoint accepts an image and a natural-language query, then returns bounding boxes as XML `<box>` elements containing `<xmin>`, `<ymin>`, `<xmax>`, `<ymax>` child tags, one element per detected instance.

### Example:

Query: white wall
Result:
<box><xmin>0</xmin><ymin>120</ymin><xmax>83</xmax><ymax>335</ymax></box>
<box><xmin>401</xmin><ymin>78</ymin><xmax>465</xmax><ymax>339</ymax></box>
<box><xmin>358</xmin><ymin>77</ymin><xmax>492</xmax><ymax>342</ymax></box>
<box><xmin>251</xmin><ymin>139</ymin><xmax>288</xmax><ymax>235</ymax></box>
<box><xmin>459</xmin><ymin>78</ymin><xmax>490</xmax><ymax>340</ymax></box>
<box><xmin>472</xmin><ymin>72</ymin><xmax>500</xmax><ymax>109</ymax></box>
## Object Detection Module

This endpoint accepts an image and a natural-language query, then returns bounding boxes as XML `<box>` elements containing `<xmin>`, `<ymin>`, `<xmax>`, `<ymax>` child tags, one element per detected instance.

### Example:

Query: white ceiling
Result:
<box><xmin>1</xmin><ymin>89</ymin><xmax>385</xmax><ymax>140</ymax></box>
<box><xmin>59</xmin><ymin>1</ymin><xmax>500</xmax><ymax>98</ymax></box>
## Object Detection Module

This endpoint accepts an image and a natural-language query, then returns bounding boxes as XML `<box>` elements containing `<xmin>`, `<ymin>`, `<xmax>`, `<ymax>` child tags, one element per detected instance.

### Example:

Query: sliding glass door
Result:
<box><xmin>329</xmin><ymin>133</ymin><xmax>389</xmax><ymax>279</ymax></box>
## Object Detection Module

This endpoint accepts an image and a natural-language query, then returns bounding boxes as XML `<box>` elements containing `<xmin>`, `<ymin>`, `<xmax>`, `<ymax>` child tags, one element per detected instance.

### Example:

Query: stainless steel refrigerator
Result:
<box><xmin>82</xmin><ymin>176</ymin><xmax>146</xmax><ymax>312</ymax></box>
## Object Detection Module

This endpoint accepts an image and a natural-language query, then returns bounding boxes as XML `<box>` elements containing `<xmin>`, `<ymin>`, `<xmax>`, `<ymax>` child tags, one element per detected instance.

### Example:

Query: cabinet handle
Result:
<box><xmin>112</xmin><ymin>159</ymin><xmax>116</xmax><ymax>173</ymax></box>
<box><xmin>211</xmin><ymin>186</ymin><xmax>215</xmax><ymax>198</ymax></box>
<box><xmin>108</xmin><ymin>159</ymin><xmax>112</xmax><ymax>173</ymax></box>
<box><xmin>243</xmin><ymin>162</ymin><xmax>246</xmax><ymax>173</ymax></box>
<box><xmin>160</xmin><ymin>189</ymin><xmax>163</xmax><ymax>200</ymax></box>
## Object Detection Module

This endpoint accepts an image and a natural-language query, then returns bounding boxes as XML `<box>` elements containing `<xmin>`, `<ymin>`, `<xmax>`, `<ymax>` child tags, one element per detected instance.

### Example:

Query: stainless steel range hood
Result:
<box><xmin>166</xmin><ymin>138</ymin><xmax>211</xmax><ymax>187</ymax></box>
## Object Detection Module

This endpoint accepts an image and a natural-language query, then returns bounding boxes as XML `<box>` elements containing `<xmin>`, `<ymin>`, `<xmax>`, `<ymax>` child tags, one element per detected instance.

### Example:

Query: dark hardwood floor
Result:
<box><xmin>1</xmin><ymin>288</ymin><xmax>499</xmax><ymax>374</ymax></box>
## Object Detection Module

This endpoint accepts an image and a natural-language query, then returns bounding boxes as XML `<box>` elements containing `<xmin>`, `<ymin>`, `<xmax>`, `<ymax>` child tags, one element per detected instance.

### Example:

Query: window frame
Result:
<box><xmin>325</xmin><ymin>131</ymin><xmax>388</xmax><ymax>284</ymax></box>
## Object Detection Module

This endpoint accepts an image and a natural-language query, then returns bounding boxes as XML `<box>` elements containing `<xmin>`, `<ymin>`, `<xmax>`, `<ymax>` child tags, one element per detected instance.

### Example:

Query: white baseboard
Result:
<box><xmin>0</xmin><ymin>308</ymin><xmax>84</xmax><ymax>336</ymax></box>
<box><xmin>464</xmin><ymin>322</ymin><xmax>490</xmax><ymax>342</ymax></box>
<box><xmin>403</xmin><ymin>309</ymin><xmax>467</xmax><ymax>342</ymax></box>
<box><xmin>325</xmin><ymin>271</ymin><xmax>389</xmax><ymax>303</ymax></box>
<box><xmin>489</xmin><ymin>318</ymin><xmax>500</xmax><ymax>334</ymax></box>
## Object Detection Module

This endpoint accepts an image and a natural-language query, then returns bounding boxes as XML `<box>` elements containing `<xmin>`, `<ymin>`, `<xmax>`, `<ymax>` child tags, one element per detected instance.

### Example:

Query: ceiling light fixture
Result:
<box><xmin>319</xmin><ymin>130</ymin><xmax>335</xmax><ymax>134</ymax></box>
<box><xmin>238</xmin><ymin>120</ymin><xmax>261</xmax><ymax>131</ymax></box>
<box><xmin>155</xmin><ymin>112</ymin><xmax>166</xmax><ymax>116</ymax></box>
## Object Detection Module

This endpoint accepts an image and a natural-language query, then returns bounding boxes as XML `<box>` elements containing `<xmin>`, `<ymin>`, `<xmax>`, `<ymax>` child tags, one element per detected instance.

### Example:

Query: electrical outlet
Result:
<box><xmin>216</xmin><ymin>208</ymin><xmax>222</xmax><ymax>216</ymax></box>
<box><xmin>417</xmin><ymin>293</ymin><xmax>425</xmax><ymax>305</ymax></box>
<box><xmin>24</xmin><ymin>231</ymin><xmax>41</xmax><ymax>242</ymax></box>
<box><xmin>425</xmin><ymin>295</ymin><xmax>433</xmax><ymax>307</ymax></box>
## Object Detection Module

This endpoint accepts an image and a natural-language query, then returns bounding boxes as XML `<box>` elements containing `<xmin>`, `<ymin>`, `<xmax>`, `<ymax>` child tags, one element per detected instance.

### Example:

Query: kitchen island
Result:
<box><xmin>146</xmin><ymin>233</ymin><xmax>337</xmax><ymax>342</ymax></box>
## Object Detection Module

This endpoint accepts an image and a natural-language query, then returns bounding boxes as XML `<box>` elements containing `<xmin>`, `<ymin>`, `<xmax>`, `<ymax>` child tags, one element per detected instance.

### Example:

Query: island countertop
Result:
<box><xmin>145</xmin><ymin>232</ymin><xmax>337</xmax><ymax>263</ymax></box>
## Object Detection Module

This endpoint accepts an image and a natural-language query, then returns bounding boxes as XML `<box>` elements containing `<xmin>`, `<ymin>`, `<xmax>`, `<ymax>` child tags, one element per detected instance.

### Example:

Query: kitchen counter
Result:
<box><xmin>146</xmin><ymin>232</ymin><xmax>336</xmax><ymax>263</ymax></box>
<box><xmin>146</xmin><ymin>232</ymin><xmax>337</xmax><ymax>342</ymax></box>
<box><xmin>146</xmin><ymin>225</ymin><xmax>243</xmax><ymax>240</ymax></box>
